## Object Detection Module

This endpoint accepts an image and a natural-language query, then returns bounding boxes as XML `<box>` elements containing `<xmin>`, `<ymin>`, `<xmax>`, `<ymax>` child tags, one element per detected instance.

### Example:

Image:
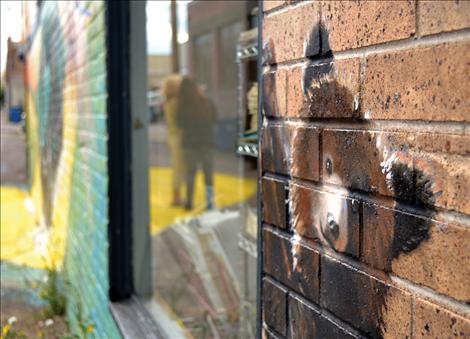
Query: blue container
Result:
<box><xmin>9</xmin><ymin>106</ymin><xmax>23</xmax><ymax>123</ymax></box>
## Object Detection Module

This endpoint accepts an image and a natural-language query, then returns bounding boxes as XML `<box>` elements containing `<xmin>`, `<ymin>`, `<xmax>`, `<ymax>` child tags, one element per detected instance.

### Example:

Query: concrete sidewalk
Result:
<box><xmin>1</xmin><ymin>111</ymin><xmax>27</xmax><ymax>185</ymax></box>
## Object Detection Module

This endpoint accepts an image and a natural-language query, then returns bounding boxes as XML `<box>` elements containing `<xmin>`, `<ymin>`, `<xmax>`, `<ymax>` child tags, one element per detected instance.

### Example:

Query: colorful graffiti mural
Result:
<box><xmin>23</xmin><ymin>1</ymin><xmax>120</xmax><ymax>337</ymax></box>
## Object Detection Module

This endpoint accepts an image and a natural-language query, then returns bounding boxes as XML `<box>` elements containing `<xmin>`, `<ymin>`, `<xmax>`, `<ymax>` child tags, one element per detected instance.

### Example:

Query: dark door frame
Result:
<box><xmin>106</xmin><ymin>0</ymin><xmax>133</xmax><ymax>301</ymax></box>
<box><xmin>106</xmin><ymin>3</ymin><xmax>162</xmax><ymax>336</ymax></box>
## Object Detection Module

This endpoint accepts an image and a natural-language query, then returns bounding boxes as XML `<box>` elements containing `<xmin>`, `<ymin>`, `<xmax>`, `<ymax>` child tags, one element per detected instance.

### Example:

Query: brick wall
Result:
<box><xmin>25</xmin><ymin>1</ymin><xmax>120</xmax><ymax>337</ymax></box>
<box><xmin>261</xmin><ymin>1</ymin><xmax>470</xmax><ymax>338</ymax></box>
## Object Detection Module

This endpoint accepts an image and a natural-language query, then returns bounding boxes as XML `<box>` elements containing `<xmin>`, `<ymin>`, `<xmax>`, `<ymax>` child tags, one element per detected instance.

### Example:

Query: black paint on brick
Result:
<box><xmin>320</xmin><ymin>256</ymin><xmax>388</xmax><ymax>338</ymax></box>
<box><xmin>263</xmin><ymin>71</ymin><xmax>283</xmax><ymax>117</ymax></box>
<box><xmin>261</xmin><ymin>21</ymin><xmax>437</xmax><ymax>339</ymax></box>
<box><xmin>262</xmin><ymin>126</ymin><xmax>290</xmax><ymax>175</ymax></box>
<box><xmin>263</xmin><ymin>229</ymin><xmax>320</xmax><ymax>303</ymax></box>
<box><xmin>262</xmin><ymin>178</ymin><xmax>288</xmax><ymax>229</ymax></box>
<box><xmin>289</xmin><ymin>295</ymin><xmax>362</xmax><ymax>339</ymax></box>
<box><xmin>263</xmin><ymin>278</ymin><xmax>288</xmax><ymax>336</ymax></box>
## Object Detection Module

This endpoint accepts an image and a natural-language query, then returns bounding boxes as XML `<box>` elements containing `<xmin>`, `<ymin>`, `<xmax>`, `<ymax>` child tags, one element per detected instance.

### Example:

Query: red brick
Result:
<box><xmin>286</xmin><ymin>58</ymin><xmax>360</xmax><ymax>118</ymax></box>
<box><xmin>263</xmin><ymin>228</ymin><xmax>320</xmax><ymax>302</ymax></box>
<box><xmin>379</xmin><ymin>287</ymin><xmax>413</xmax><ymax>339</ymax></box>
<box><xmin>362</xmin><ymin>42</ymin><xmax>470</xmax><ymax>122</ymax></box>
<box><xmin>288</xmin><ymin>183</ymin><xmax>360</xmax><ymax>257</ymax></box>
<box><xmin>419</xmin><ymin>0</ymin><xmax>470</xmax><ymax>36</ymax></box>
<box><xmin>362</xmin><ymin>203</ymin><xmax>470</xmax><ymax>302</ymax></box>
<box><xmin>262</xmin><ymin>178</ymin><xmax>288</xmax><ymax>229</ymax></box>
<box><xmin>259</xmin><ymin>1</ymin><xmax>470</xmax><ymax>336</ymax></box>
<box><xmin>263</xmin><ymin>2</ymin><xmax>320</xmax><ymax>64</ymax></box>
<box><xmin>395</xmin><ymin>218</ymin><xmax>470</xmax><ymax>303</ymax></box>
<box><xmin>263</xmin><ymin>0</ymin><xmax>285</xmax><ymax>12</ymax></box>
<box><xmin>263</xmin><ymin>69</ymin><xmax>286</xmax><ymax>117</ymax></box>
<box><xmin>414</xmin><ymin>299</ymin><xmax>470</xmax><ymax>338</ymax></box>
<box><xmin>320</xmin><ymin>255</ymin><xmax>412</xmax><ymax>338</ymax></box>
<box><xmin>262</xmin><ymin>124</ymin><xmax>320</xmax><ymax>181</ymax></box>
<box><xmin>321</xmin><ymin>1</ymin><xmax>415</xmax><ymax>52</ymax></box>
<box><xmin>263</xmin><ymin>278</ymin><xmax>287</xmax><ymax>336</ymax></box>
<box><xmin>415</xmin><ymin>152</ymin><xmax>470</xmax><ymax>215</ymax></box>
<box><xmin>407</xmin><ymin>133</ymin><xmax>470</xmax><ymax>157</ymax></box>
<box><xmin>288</xmin><ymin>295</ymin><xmax>360</xmax><ymax>339</ymax></box>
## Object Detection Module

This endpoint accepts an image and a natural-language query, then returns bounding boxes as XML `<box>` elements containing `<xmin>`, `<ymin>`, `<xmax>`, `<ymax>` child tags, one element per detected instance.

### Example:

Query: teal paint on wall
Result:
<box><xmin>25</xmin><ymin>1</ymin><xmax>121</xmax><ymax>337</ymax></box>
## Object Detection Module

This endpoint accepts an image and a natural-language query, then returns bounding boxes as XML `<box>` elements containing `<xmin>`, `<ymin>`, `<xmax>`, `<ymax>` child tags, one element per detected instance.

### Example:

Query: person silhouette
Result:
<box><xmin>162</xmin><ymin>74</ymin><xmax>185</xmax><ymax>206</ymax></box>
<box><xmin>176</xmin><ymin>76</ymin><xmax>217</xmax><ymax>210</ymax></box>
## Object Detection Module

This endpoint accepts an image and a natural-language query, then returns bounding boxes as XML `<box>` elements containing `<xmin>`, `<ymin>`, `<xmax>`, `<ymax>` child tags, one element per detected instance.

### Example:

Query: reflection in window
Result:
<box><xmin>194</xmin><ymin>32</ymin><xmax>213</xmax><ymax>93</ymax></box>
<box><xmin>220</xmin><ymin>21</ymin><xmax>242</xmax><ymax>90</ymax></box>
<box><xmin>144</xmin><ymin>1</ymin><xmax>259</xmax><ymax>338</ymax></box>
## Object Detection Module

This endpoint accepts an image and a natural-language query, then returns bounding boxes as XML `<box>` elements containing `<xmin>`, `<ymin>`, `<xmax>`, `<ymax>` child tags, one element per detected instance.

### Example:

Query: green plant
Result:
<box><xmin>25</xmin><ymin>241</ymin><xmax>68</xmax><ymax>319</ymax></box>
<box><xmin>24</xmin><ymin>243</ymin><xmax>95</xmax><ymax>338</ymax></box>
<box><xmin>74</xmin><ymin>299</ymin><xmax>94</xmax><ymax>338</ymax></box>
<box><xmin>1</xmin><ymin>318</ymin><xmax>27</xmax><ymax>339</ymax></box>
<box><xmin>33</xmin><ymin>277</ymin><xmax>94</xmax><ymax>338</ymax></box>
<box><xmin>39</xmin><ymin>266</ymin><xmax>67</xmax><ymax>319</ymax></box>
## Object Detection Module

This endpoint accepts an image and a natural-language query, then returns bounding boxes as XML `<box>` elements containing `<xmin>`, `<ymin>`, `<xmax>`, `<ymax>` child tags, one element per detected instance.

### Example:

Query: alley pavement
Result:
<box><xmin>0</xmin><ymin>111</ymin><xmax>27</xmax><ymax>185</ymax></box>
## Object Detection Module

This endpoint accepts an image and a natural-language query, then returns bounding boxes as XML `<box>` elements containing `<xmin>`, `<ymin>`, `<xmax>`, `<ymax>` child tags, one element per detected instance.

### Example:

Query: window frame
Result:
<box><xmin>106</xmin><ymin>1</ymin><xmax>264</xmax><ymax>338</ymax></box>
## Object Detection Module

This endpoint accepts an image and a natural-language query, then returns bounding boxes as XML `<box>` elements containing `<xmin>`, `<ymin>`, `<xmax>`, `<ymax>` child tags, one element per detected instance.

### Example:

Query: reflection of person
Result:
<box><xmin>176</xmin><ymin>77</ymin><xmax>216</xmax><ymax>210</ymax></box>
<box><xmin>162</xmin><ymin>74</ymin><xmax>185</xmax><ymax>206</ymax></box>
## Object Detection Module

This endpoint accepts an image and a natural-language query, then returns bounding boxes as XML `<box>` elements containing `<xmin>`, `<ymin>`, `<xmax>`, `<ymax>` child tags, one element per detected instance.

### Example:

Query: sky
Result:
<box><xmin>1</xmin><ymin>1</ymin><xmax>23</xmax><ymax>74</ymax></box>
<box><xmin>146</xmin><ymin>0</ymin><xmax>191</xmax><ymax>55</ymax></box>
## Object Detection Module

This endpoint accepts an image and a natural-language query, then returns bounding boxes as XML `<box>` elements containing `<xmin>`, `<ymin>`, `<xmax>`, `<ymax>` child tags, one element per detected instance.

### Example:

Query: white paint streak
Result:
<box><xmin>354</xmin><ymin>95</ymin><xmax>360</xmax><ymax>112</ymax></box>
<box><xmin>291</xmin><ymin>232</ymin><xmax>302</xmax><ymax>270</ymax></box>
<box><xmin>380</xmin><ymin>152</ymin><xmax>399</xmax><ymax>191</ymax></box>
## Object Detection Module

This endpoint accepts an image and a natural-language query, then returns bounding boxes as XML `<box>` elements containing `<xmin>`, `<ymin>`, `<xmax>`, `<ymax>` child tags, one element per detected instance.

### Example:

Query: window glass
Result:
<box><xmin>144</xmin><ymin>2</ymin><xmax>259</xmax><ymax>338</ymax></box>
<box><xmin>194</xmin><ymin>32</ymin><xmax>213</xmax><ymax>93</ymax></box>
<box><xmin>220</xmin><ymin>21</ymin><xmax>242</xmax><ymax>90</ymax></box>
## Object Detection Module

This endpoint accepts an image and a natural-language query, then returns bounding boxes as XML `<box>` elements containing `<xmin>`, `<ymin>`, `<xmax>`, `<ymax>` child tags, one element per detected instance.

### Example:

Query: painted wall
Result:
<box><xmin>261</xmin><ymin>1</ymin><xmax>470</xmax><ymax>338</ymax></box>
<box><xmin>25</xmin><ymin>1</ymin><xmax>120</xmax><ymax>337</ymax></box>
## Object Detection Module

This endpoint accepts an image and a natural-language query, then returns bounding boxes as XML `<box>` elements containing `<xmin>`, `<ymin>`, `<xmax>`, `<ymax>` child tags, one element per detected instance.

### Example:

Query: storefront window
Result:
<box><xmin>143</xmin><ymin>1</ymin><xmax>259</xmax><ymax>337</ymax></box>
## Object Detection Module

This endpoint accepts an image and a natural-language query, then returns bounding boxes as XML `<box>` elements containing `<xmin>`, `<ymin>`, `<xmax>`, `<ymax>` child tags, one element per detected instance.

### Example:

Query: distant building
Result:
<box><xmin>147</xmin><ymin>54</ymin><xmax>171</xmax><ymax>90</ymax></box>
<box><xmin>187</xmin><ymin>0</ymin><xmax>256</xmax><ymax>150</ymax></box>
<box><xmin>147</xmin><ymin>42</ymin><xmax>188</xmax><ymax>92</ymax></box>
<box><xmin>4</xmin><ymin>38</ymin><xmax>25</xmax><ymax>120</ymax></box>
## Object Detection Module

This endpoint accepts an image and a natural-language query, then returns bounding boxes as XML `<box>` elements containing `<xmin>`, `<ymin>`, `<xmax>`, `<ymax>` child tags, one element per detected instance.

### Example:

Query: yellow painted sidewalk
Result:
<box><xmin>1</xmin><ymin>168</ymin><xmax>257</xmax><ymax>269</ymax></box>
<box><xmin>149</xmin><ymin>168</ymin><xmax>257</xmax><ymax>235</ymax></box>
<box><xmin>0</xmin><ymin>186</ymin><xmax>48</xmax><ymax>269</ymax></box>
